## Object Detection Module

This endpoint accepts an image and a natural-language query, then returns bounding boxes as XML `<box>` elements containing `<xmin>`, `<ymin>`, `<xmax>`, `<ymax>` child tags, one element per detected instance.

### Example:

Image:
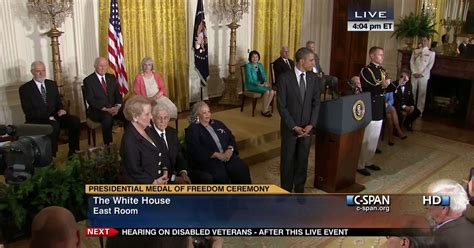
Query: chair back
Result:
<box><xmin>81</xmin><ymin>85</ymin><xmax>89</xmax><ymax>111</ymax></box>
<box><xmin>270</xmin><ymin>62</ymin><xmax>275</xmax><ymax>87</ymax></box>
<box><xmin>240</xmin><ymin>64</ymin><xmax>246</xmax><ymax>92</ymax></box>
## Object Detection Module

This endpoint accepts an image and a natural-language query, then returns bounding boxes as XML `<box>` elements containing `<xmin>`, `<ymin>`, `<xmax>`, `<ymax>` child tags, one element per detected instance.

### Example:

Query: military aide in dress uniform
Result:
<box><xmin>410</xmin><ymin>36</ymin><xmax>435</xmax><ymax>115</ymax></box>
<box><xmin>357</xmin><ymin>46</ymin><xmax>395</xmax><ymax>176</ymax></box>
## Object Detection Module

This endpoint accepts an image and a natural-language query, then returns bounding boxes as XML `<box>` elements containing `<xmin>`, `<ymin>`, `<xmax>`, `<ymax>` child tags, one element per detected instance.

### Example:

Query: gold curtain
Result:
<box><xmin>253</xmin><ymin>0</ymin><xmax>302</xmax><ymax>74</ymax></box>
<box><xmin>98</xmin><ymin>0</ymin><xmax>189</xmax><ymax>112</ymax></box>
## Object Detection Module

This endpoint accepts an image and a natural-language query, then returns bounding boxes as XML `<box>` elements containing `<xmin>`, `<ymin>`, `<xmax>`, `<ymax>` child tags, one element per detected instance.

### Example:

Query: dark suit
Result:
<box><xmin>272</xmin><ymin>57</ymin><xmax>294</xmax><ymax>85</ymax></box>
<box><xmin>19</xmin><ymin>79</ymin><xmax>80</xmax><ymax>156</ymax></box>
<box><xmin>277</xmin><ymin>68</ymin><xmax>320</xmax><ymax>193</ymax></box>
<box><xmin>393</xmin><ymin>79</ymin><xmax>421</xmax><ymax>128</ymax></box>
<box><xmin>185</xmin><ymin>120</ymin><xmax>251</xmax><ymax>184</ymax></box>
<box><xmin>83</xmin><ymin>72</ymin><xmax>123</xmax><ymax>145</ymax></box>
<box><xmin>458</xmin><ymin>43</ymin><xmax>469</xmax><ymax>55</ymax></box>
<box><xmin>148</xmin><ymin>125</ymin><xmax>213</xmax><ymax>184</ymax></box>
<box><xmin>120</xmin><ymin>124</ymin><xmax>170</xmax><ymax>184</ymax></box>
<box><xmin>433</xmin><ymin>216</ymin><xmax>474</xmax><ymax>248</ymax></box>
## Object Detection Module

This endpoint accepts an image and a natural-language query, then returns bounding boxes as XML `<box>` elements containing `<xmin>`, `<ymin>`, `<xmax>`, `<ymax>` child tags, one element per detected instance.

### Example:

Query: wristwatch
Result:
<box><xmin>227</xmin><ymin>146</ymin><xmax>234</xmax><ymax>152</ymax></box>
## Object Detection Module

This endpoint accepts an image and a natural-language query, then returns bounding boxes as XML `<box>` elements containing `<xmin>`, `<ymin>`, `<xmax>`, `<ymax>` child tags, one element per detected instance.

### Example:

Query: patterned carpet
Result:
<box><xmin>221</xmin><ymin>131</ymin><xmax>474</xmax><ymax>248</ymax></box>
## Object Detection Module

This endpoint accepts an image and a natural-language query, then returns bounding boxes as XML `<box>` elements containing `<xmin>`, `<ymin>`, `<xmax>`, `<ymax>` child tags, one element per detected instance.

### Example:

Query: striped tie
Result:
<box><xmin>40</xmin><ymin>84</ymin><xmax>47</xmax><ymax>104</ymax></box>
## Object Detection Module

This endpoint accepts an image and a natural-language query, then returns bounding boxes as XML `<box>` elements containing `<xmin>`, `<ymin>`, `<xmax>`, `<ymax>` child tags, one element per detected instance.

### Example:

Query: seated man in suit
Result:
<box><xmin>272</xmin><ymin>46</ymin><xmax>294</xmax><ymax>85</ymax></box>
<box><xmin>306</xmin><ymin>41</ymin><xmax>338</xmax><ymax>96</ymax></box>
<box><xmin>83</xmin><ymin>57</ymin><xmax>124</xmax><ymax>145</ymax></box>
<box><xmin>148</xmin><ymin>103</ymin><xmax>213</xmax><ymax>184</ymax></box>
<box><xmin>19</xmin><ymin>61</ymin><xmax>80</xmax><ymax>158</ymax></box>
<box><xmin>393</xmin><ymin>69</ymin><xmax>421</xmax><ymax>131</ymax></box>
<box><xmin>427</xmin><ymin>179</ymin><xmax>474</xmax><ymax>248</ymax></box>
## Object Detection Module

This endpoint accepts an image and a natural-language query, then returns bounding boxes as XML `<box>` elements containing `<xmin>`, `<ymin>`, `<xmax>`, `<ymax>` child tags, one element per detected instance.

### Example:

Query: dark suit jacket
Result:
<box><xmin>433</xmin><ymin>216</ymin><xmax>474</xmax><ymax>248</ymax></box>
<box><xmin>83</xmin><ymin>72</ymin><xmax>122</xmax><ymax>117</ymax></box>
<box><xmin>276</xmin><ymin>69</ymin><xmax>321</xmax><ymax>134</ymax></box>
<box><xmin>393</xmin><ymin>80</ymin><xmax>415</xmax><ymax>112</ymax></box>
<box><xmin>185</xmin><ymin>120</ymin><xmax>239</xmax><ymax>170</ymax></box>
<box><xmin>120</xmin><ymin>124</ymin><xmax>170</xmax><ymax>184</ymax></box>
<box><xmin>272</xmin><ymin>57</ymin><xmax>294</xmax><ymax>83</ymax></box>
<box><xmin>19</xmin><ymin>79</ymin><xmax>63</xmax><ymax>123</ymax></box>
<box><xmin>360</xmin><ymin>63</ymin><xmax>395</xmax><ymax>120</ymax></box>
<box><xmin>147</xmin><ymin>125</ymin><xmax>188</xmax><ymax>176</ymax></box>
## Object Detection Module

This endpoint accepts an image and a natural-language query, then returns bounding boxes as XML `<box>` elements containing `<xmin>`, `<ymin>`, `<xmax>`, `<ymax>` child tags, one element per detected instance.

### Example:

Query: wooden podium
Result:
<box><xmin>314</xmin><ymin>93</ymin><xmax>371</xmax><ymax>193</ymax></box>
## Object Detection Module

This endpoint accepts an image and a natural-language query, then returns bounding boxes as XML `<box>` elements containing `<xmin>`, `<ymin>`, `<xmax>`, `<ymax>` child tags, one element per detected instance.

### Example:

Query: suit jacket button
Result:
<box><xmin>159</xmin><ymin>153</ymin><xmax>162</xmax><ymax>157</ymax></box>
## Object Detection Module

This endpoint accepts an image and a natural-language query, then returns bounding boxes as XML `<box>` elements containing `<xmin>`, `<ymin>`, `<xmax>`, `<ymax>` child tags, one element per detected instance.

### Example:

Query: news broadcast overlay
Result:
<box><xmin>347</xmin><ymin>0</ymin><xmax>394</xmax><ymax>31</ymax></box>
<box><xmin>86</xmin><ymin>184</ymin><xmax>446</xmax><ymax>237</ymax></box>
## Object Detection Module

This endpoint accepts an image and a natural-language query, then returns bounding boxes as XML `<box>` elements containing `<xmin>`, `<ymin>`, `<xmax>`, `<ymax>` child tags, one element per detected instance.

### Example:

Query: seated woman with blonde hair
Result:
<box><xmin>133</xmin><ymin>56</ymin><xmax>178</xmax><ymax>119</ymax></box>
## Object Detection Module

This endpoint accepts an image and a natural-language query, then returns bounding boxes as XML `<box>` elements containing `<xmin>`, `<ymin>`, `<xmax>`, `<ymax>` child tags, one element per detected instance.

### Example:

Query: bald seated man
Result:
<box><xmin>30</xmin><ymin>206</ymin><xmax>80</xmax><ymax>248</ymax></box>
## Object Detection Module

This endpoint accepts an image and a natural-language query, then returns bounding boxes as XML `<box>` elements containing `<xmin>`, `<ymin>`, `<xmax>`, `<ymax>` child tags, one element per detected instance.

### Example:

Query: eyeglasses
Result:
<box><xmin>155</xmin><ymin>116</ymin><xmax>170</xmax><ymax>121</ymax></box>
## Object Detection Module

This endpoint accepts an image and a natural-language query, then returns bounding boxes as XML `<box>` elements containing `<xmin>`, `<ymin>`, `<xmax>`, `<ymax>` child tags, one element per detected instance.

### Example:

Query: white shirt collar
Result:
<box><xmin>153</xmin><ymin>124</ymin><xmax>165</xmax><ymax>136</ymax></box>
<box><xmin>95</xmin><ymin>72</ymin><xmax>106</xmax><ymax>81</ymax></box>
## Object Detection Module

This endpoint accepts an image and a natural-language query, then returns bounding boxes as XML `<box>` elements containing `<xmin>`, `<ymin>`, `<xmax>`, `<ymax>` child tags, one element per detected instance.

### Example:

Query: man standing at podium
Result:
<box><xmin>277</xmin><ymin>47</ymin><xmax>321</xmax><ymax>193</ymax></box>
<box><xmin>358</xmin><ymin>46</ymin><xmax>394</xmax><ymax>176</ymax></box>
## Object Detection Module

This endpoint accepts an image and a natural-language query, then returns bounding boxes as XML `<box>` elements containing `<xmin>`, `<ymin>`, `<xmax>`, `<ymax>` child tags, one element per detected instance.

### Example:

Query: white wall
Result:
<box><xmin>187</xmin><ymin>0</ymin><xmax>254</xmax><ymax>102</ymax></box>
<box><xmin>0</xmin><ymin>0</ymin><xmax>100</xmax><ymax>124</ymax></box>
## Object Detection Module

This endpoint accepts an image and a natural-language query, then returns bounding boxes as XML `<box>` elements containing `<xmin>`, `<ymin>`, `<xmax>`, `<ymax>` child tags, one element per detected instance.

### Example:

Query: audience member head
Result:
<box><xmin>280</xmin><ymin>46</ymin><xmax>289</xmax><ymax>59</ymax></box>
<box><xmin>189</xmin><ymin>101</ymin><xmax>210</xmax><ymax>126</ymax></box>
<box><xmin>351</xmin><ymin>76</ymin><xmax>361</xmax><ymax>89</ymax></box>
<box><xmin>30</xmin><ymin>61</ymin><xmax>46</xmax><ymax>82</ymax></box>
<box><xmin>140</xmin><ymin>57</ymin><xmax>154</xmax><ymax>73</ymax></box>
<box><xmin>427</xmin><ymin>179</ymin><xmax>469</xmax><ymax>225</ymax></box>
<box><xmin>94</xmin><ymin>57</ymin><xmax>108</xmax><ymax>76</ymax></box>
<box><xmin>294</xmin><ymin>47</ymin><xmax>315</xmax><ymax>72</ymax></box>
<box><xmin>400</xmin><ymin>68</ymin><xmax>411</xmax><ymax>82</ymax></box>
<box><xmin>248</xmin><ymin>50</ymin><xmax>261</xmax><ymax>64</ymax></box>
<box><xmin>369</xmin><ymin>46</ymin><xmax>384</xmax><ymax>65</ymax></box>
<box><xmin>151</xmin><ymin>103</ymin><xmax>171</xmax><ymax>131</ymax></box>
<box><xmin>124</xmin><ymin>95</ymin><xmax>152</xmax><ymax>130</ymax></box>
<box><xmin>30</xmin><ymin>206</ymin><xmax>80</xmax><ymax>248</ymax></box>
<box><xmin>305</xmin><ymin>40</ymin><xmax>316</xmax><ymax>52</ymax></box>
<box><xmin>419</xmin><ymin>36</ymin><xmax>430</xmax><ymax>48</ymax></box>
<box><xmin>462</xmin><ymin>37</ymin><xmax>469</xmax><ymax>44</ymax></box>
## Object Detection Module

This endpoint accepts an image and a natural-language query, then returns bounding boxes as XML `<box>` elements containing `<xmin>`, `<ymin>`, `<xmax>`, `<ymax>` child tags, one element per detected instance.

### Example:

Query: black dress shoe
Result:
<box><xmin>357</xmin><ymin>168</ymin><xmax>371</xmax><ymax>176</ymax></box>
<box><xmin>375</xmin><ymin>148</ymin><xmax>382</xmax><ymax>154</ymax></box>
<box><xmin>261</xmin><ymin>111</ymin><xmax>272</xmax><ymax>117</ymax></box>
<box><xmin>366</xmin><ymin>164</ymin><xmax>381</xmax><ymax>171</ymax></box>
<box><xmin>388</xmin><ymin>141</ymin><xmax>394</xmax><ymax>146</ymax></box>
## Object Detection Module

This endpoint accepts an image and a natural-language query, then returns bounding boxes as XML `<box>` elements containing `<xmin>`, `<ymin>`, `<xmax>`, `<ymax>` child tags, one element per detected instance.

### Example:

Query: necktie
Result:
<box><xmin>285</xmin><ymin>59</ymin><xmax>291</xmax><ymax>69</ymax></box>
<box><xmin>160</xmin><ymin>132</ymin><xmax>168</xmax><ymax>149</ymax></box>
<box><xmin>40</xmin><ymin>84</ymin><xmax>47</xmax><ymax>104</ymax></box>
<box><xmin>100</xmin><ymin>77</ymin><xmax>107</xmax><ymax>94</ymax></box>
<box><xmin>299</xmin><ymin>73</ymin><xmax>306</xmax><ymax>102</ymax></box>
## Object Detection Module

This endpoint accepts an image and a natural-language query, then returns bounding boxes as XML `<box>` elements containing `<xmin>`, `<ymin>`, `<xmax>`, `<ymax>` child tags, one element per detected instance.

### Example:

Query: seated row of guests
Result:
<box><xmin>120</xmin><ymin>96</ymin><xmax>251</xmax><ymax>184</ymax></box>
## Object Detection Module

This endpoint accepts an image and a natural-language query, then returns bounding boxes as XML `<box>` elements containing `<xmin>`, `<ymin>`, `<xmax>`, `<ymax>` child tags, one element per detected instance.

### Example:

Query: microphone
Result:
<box><xmin>0</xmin><ymin>124</ymin><xmax>53</xmax><ymax>136</ymax></box>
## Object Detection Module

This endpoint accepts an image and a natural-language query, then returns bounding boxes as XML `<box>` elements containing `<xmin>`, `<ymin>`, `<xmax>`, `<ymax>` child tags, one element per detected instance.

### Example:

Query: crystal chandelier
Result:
<box><xmin>212</xmin><ymin>0</ymin><xmax>250</xmax><ymax>24</ymax></box>
<box><xmin>27</xmin><ymin>0</ymin><xmax>74</xmax><ymax>28</ymax></box>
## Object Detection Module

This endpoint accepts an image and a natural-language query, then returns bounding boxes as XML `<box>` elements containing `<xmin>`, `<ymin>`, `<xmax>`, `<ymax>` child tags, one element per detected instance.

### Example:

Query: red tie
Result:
<box><xmin>100</xmin><ymin>77</ymin><xmax>107</xmax><ymax>94</ymax></box>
